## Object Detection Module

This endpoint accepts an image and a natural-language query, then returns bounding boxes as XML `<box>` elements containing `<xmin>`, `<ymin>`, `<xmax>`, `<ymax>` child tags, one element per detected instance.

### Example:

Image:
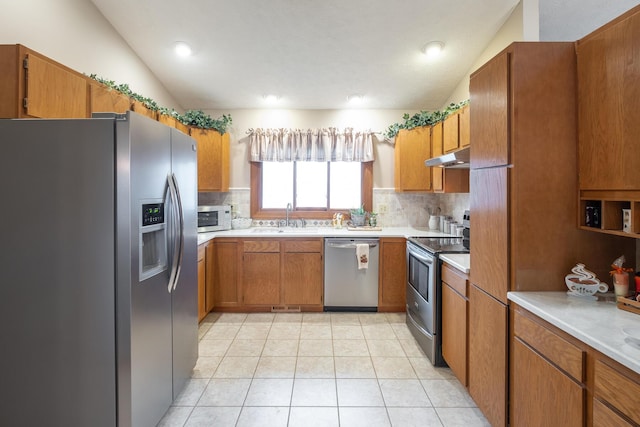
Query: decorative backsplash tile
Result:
<box><xmin>199</xmin><ymin>188</ymin><xmax>470</xmax><ymax>228</ymax></box>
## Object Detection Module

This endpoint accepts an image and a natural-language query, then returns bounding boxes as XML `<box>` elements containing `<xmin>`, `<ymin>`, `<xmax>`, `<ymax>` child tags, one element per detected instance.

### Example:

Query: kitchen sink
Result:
<box><xmin>251</xmin><ymin>227</ymin><xmax>318</xmax><ymax>234</ymax></box>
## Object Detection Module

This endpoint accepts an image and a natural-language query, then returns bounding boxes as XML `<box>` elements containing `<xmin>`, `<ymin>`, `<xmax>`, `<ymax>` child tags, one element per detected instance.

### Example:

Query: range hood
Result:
<box><xmin>424</xmin><ymin>146</ymin><xmax>470</xmax><ymax>168</ymax></box>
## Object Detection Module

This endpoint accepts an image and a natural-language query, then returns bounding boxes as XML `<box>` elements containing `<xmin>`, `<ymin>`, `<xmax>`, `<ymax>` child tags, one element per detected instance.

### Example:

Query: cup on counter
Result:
<box><xmin>449</xmin><ymin>222</ymin><xmax>458</xmax><ymax>235</ymax></box>
<box><xmin>455</xmin><ymin>225</ymin><xmax>465</xmax><ymax>237</ymax></box>
<box><xmin>613</xmin><ymin>272</ymin><xmax>630</xmax><ymax>297</ymax></box>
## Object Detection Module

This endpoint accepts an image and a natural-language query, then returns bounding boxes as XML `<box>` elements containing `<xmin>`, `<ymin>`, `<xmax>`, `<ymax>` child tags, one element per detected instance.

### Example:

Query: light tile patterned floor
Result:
<box><xmin>158</xmin><ymin>312</ymin><xmax>489</xmax><ymax>427</ymax></box>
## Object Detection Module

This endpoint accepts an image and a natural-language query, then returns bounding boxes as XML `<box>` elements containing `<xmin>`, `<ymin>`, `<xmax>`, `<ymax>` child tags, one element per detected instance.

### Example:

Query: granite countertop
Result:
<box><xmin>439</xmin><ymin>253</ymin><xmax>470</xmax><ymax>274</ymax></box>
<box><xmin>508</xmin><ymin>291</ymin><xmax>640</xmax><ymax>374</ymax></box>
<box><xmin>197</xmin><ymin>226</ymin><xmax>454</xmax><ymax>245</ymax></box>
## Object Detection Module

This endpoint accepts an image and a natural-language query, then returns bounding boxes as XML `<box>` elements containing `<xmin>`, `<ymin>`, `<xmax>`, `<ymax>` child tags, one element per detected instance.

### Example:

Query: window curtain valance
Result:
<box><xmin>248</xmin><ymin>128</ymin><xmax>374</xmax><ymax>162</ymax></box>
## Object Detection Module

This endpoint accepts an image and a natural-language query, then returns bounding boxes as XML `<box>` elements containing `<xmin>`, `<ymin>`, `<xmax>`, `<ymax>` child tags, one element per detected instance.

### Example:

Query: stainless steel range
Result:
<box><xmin>406</xmin><ymin>212</ymin><xmax>470</xmax><ymax>366</ymax></box>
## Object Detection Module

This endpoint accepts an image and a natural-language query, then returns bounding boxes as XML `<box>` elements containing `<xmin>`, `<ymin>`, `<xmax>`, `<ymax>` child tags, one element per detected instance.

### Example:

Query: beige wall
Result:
<box><xmin>0</xmin><ymin>0</ymin><xmax>180</xmax><ymax>109</ymax></box>
<box><xmin>443</xmin><ymin>1</ymin><xmax>528</xmax><ymax>106</ymax></box>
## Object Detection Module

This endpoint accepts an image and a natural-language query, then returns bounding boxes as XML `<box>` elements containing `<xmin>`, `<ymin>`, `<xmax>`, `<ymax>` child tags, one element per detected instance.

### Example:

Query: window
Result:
<box><xmin>251</xmin><ymin>161</ymin><xmax>372</xmax><ymax>219</ymax></box>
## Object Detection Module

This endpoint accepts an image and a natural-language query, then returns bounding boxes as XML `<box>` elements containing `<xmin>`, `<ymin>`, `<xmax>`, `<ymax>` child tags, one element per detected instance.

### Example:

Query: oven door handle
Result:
<box><xmin>408</xmin><ymin>248</ymin><xmax>434</xmax><ymax>265</ymax></box>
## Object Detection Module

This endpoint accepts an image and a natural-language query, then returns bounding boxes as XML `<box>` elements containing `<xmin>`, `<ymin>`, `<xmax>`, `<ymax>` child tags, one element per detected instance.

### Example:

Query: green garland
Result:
<box><xmin>88</xmin><ymin>74</ymin><xmax>232</xmax><ymax>134</ymax></box>
<box><xmin>384</xmin><ymin>100</ymin><xmax>469</xmax><ymax>140</ymax></box>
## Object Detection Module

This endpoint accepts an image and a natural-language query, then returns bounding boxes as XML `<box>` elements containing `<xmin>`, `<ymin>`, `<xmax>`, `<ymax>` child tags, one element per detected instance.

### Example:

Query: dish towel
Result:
<box><xmin>356</xmin><ymin>243</ymin><xmax>369</xmax><ymax>270</ymax></box>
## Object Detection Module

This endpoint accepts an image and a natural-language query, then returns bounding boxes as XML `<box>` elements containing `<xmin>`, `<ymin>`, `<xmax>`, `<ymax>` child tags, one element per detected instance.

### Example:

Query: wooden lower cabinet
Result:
<box><xmin>441</xmin><ymin>264</ymin><xmax>468</xmax><ymax>386</ymax></box>
<box><xmin>511</xmin><ymin>339</ymin><xmax>584</xmax><ymax>426</ymax></box>
<box><xmin>197</xmin><ymin>243</ymin><xmax>207</xmax><ymax>322</ymax></box>
<box><xmin>213</xmin><ymin>238</ymin><xmax>324</xmax><ymax>311</ymax></box>
<box><xmin>282</xmin><ymin>240</ymin><xmax>323</xmax><ymax>306</ymax></box>
<box><xmin>205</xmin><ymin>242</ymin><xmax>215</xmax><ymax>312</ymax></box>
<box><xmin>468</xmin><ymin>284</ymin><xmax>508</xmax><ymax>427</ymax></box>
<box><xmin>511</xmin><ymin>304</ymin><xmax>640</xmax><ymax>426</ymax></box>
<box><xmin>377</xmin><ymin>238</ymin><xmax>406</xmax><ymax>312</ymax></box>
<box><xmin>212</xmin><ymin>239</ymin><xmax>240</xmax><ymax>308</ymax></box>
<box><xmin>241</xmin><ymin>240</ymin><xmax>281</xmax><ymax>306</ymax></box>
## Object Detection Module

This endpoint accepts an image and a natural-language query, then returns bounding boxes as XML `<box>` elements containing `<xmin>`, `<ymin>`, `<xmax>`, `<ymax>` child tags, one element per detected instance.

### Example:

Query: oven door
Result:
<box><xmin>405</xmin><ymin>242</ymin><xmax>436</xmax><ymax>335</ymax></box>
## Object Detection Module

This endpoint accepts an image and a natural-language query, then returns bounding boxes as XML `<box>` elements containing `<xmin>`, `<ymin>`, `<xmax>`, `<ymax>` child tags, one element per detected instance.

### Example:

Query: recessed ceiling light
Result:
<box><xmin>174</xmin><ymin>41</ymin><xmax>192</xmax><ymax>57</ymax></box>
<box><xmin>263</xmin><ymin>94</ymin><xmax>281</xmax><ymax>104</ymax></box>
<box><xmin>347</xmin><ymin>94</ymin><xmax>364</xmax><ymax>104</ymax></box>
<box><xmin>422</xmin><ymin>41</ymin><xmax>444</xmax><ymax>59</ymax></box>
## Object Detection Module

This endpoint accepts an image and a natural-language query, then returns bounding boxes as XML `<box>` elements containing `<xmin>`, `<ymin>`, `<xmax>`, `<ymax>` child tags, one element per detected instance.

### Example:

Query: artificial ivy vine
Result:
<box><xmin>88</xmin><ymin>74</ymin><xmax>232</xmax><ymax>134</ymax></box>
<box><xmin>384</xmin><ymin>99</ymin><xmax>469</xmax><ymax>141</ymax></box>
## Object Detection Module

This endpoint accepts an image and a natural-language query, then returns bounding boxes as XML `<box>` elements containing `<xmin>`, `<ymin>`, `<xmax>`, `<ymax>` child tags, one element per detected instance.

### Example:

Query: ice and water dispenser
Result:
<box><xmin>140</xmin><ymin>201</ymin><xmax>167</xmax><ymax>281</ymax></box>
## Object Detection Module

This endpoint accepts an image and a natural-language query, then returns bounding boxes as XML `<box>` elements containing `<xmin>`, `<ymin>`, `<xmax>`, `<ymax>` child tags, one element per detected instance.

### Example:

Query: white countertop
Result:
<box><xmin>508</xmin><ymin>291</ymin><xmax>640</xmax><ymax>374</ymax></box>
<box><xmin>197</xmin><ymin>226</ymin><xmax>454</xmax><ymax>245</ymax></box>
<box><xmin>439</xmin><ymin>253</ymin><xmax>470</xmax><ymax>274</ymax></box>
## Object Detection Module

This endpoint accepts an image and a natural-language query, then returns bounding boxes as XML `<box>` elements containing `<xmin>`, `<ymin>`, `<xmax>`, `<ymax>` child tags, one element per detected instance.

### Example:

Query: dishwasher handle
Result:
<box><xmin>326</xmin><ymin>241</ymin><xmax>378</xmax><ymax>249</ymax></box>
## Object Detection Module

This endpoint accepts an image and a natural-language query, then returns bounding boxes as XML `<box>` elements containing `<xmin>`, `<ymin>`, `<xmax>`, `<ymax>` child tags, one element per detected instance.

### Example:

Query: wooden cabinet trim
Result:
<box><xmin>441</xmin><ymin>264</ymin><xmax>468</xmax><ymax>297</ymax></box>
<box><xmin>243</xmin><ymin>240</ymin><xmax>280</xmax><ymax>253</ymax></box>
<box><xmin>593</xmin><ymin>398</ymin><xmax>634</xmax><ymax>427</ymax></box>
<box><xmin>514</xmin><ymin>310</ymin><xmax>585</xmax><ymax>382</ymax></box>
<box><xmin>594</xmin><ymin>360</ymin><xmax>640</xmax><ymax>425</ymax></box>
<box><xmin>282</xmin><ymin>239</ymin><xmax>322</xmax><ymax>253</ymax></box>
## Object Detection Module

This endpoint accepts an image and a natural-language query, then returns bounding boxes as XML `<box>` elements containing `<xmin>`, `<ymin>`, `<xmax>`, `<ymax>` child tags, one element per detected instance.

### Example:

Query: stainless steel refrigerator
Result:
<box><xmin>0</xmin><ymin>111</ymin><xmax>198</xmax><ymax>427</ymax></box>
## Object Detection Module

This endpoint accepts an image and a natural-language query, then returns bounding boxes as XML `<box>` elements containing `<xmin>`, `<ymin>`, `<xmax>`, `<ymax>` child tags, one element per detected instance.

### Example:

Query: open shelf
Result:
<box><xmin>580</xmin><ymin>191</ymin><xmax>640</xmax><ymax>238</ymax></box>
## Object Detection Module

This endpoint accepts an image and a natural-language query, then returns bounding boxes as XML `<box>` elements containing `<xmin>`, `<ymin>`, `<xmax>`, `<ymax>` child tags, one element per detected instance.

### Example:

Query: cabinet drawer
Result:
<box><xmin>513</xmin><ymin>311</ymin><xmax>585</xmax><ymax>382</ymax></box>
<box><xmin>595</xmin><ymin>360</ymin><xmax>640</xmax><ymax>425</ymax></box>
<box><xmin>593</xmin><ymin>398</ymin><xmax>633</xmax><ymax>427</ymax></box>
<box><xmin>243</xmin><ymin>240</ymin><xmax>280</xmax><ymax>253</ymax></box>
<box><xmin>441</xmin><ymin>264</ymin><xmax>467</xmax><ymax>296</ymax></box>
<box><xmin>283</xmin><ymin>239</ymin><xmax>322</xmax><ymax>253</ymax></box>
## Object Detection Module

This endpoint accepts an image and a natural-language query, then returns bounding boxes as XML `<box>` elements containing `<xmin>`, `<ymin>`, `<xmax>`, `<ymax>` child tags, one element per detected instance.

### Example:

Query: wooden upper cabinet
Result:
<box><xmin>458</xmin><ymin>105</ymin><xmax>470</xmax><ymax>148</ymax></box>
<box><xmin>577</xmin><ymin>6</ymin><xmax>640</xmax><ymax>190</ymax></box>
<box><xmin>470</xmin><ymin>51</ymin><xmax>509</xmax><ymax>169</ymax></box>
<box><xmin>394</xmin><ymin>126</ymin><xmax>431</xmax><ymax>191</ymax></box>
<box><xmin>89</xmin><ymin>81</ymin><xmax>131</xmax><ymax>115</ymax></box>
<box><xmin>443</xmin><ymin>112</ymin><xmax>459</xmax><ymax>153</ymax></box>
<box><xmin>190</xmin><ymin>128</ymin><xmax>230</xmax><ymax>192</ymax></box>
<box><xmin>0</xmin><ymin>44</ymin><xmax>89</xmax><ymax>119</ymax></box>
<box><xmin>431</xmin><ymin>123</ymin><xmax>444</xmax><ymax>193</ymax></box>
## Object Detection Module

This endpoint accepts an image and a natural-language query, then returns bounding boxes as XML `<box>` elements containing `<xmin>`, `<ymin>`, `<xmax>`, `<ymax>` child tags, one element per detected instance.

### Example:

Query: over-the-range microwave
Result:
<box><xmin>198</xmin><ymin>205</ymin><xmax>232</xmax><ymax>232</ymax></box>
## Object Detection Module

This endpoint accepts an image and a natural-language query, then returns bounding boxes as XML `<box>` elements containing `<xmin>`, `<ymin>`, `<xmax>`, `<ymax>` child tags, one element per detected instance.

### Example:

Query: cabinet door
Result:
<box><xmin>470</xmin><ymin>168</ymin><xmax>508</xmax><ymax>302</ymax></box>
<box><xmin>511</xmin><ymin>338</ymin><xmax>584</xmax><ymax>427</ymax></box>
<box><xmin>89</xmin><ymin>82</ymin><xmax>130</xmax><ymax>115</ymax></box>
<box><xmin>394</xmin><ymin>127</ymin><xmax>431</xmax><ymax>191</ymax></box>
<box><xmin>282</xmin><ymin>252</ymin><xmax>323</xmax><ymax>306</ymax></box>
<box><xmin>458</xmin><ymin>105</ymin><xmax>470</xmax><ymax>148</ymax></box>
<box><xmin>213</xmin><ymin>240</ymin><xmax>239</xmax><ymax>307</ymax></box>
<box><xmin>197</xmin><ymin>244</ymin><xmax>207</xmax><ymax>322</ymax></box>
<box><xmin>378</xmin><ymin>238</ymin><xmax>406</xmax><ymax>311</ymax></box>
<box><xmin>191</xmin><ymin>128</ymin><xmax>230</xmax><ymax>192</ymax></box>
<box><xmin>441</xmin><ymin>282</ymin><xmax>467</xmax><ymax>386</ymax></box>
<box><xmin>577</xmin><ymin>9</ymin><xmax>640</xmax><ymax>190</ymax></box>
<box><xmin>469</xmin><ymin>51</ymin><xmax>509</xmax><ymax>168</ymax></box>
<box><xmin>242</xmin><ymin>240</ymin><xmax>280</xmax><ymax>305</ymax></box>
<box><xmin>205</xmin><ymin>241</ymin><xmax>215</xmax><ymax>312</ymax></box>
<box><xmin>431</xmin><ymin>123</ymin><xmax>444</xmax><ymax>193</ymax></box>
<box><xmin>25</xmin><ymin>53</ymin><xmax>88</xmax><ymax>118</ymax></box>
<box><xmin>443</xmin><ymin>112</ymin><xmax>459</xmax><ymax>153</ymax></box>
<box><xmin>468</xmin><ymin>285</ymin><xmax>508</xmax><ymax>427</ymax></box>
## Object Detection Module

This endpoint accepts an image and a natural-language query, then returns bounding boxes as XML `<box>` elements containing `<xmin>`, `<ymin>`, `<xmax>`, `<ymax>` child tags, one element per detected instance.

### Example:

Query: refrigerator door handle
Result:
<box><xmin>167</xmin><ymin>173</ymin><xmax>181</xmax><ymax>293</ymax></box>
<box><xmin>170</xmin><ymin>172</ymin><xmax>185</xmax><ymax>291</ymax></box>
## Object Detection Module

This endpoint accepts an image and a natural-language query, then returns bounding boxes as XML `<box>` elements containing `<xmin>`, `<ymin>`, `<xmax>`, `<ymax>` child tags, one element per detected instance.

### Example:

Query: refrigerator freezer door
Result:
<box><xmin>0</xmin><ymin>118</ymin><xmax>118</xmax><ymax>427</ymax></box>
<box><xmin>169</xmin><ymin>127</ymin><xmax>199</xmax><ymax>399</ymax></box>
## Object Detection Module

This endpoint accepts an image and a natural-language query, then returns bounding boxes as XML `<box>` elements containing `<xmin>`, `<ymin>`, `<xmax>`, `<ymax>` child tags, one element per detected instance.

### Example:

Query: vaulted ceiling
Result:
<box><xmin>90</xmin><ymin>0</ymin><xmax>519</xmax><ymax>110</ymax></box>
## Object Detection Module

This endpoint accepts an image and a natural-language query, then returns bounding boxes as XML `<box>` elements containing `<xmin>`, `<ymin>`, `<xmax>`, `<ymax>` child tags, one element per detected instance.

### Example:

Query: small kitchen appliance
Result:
<box><xmin>198</xmin><ymin>204</ymin><xmax>232</xmax><ymax>232</ymax></box>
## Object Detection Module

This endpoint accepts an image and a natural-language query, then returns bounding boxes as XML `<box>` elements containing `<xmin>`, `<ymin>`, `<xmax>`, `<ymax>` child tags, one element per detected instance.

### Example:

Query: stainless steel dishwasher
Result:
<box><xmin>324</xmin><ymin>238</ymin><xmax>379</xmax><ymax>311</ymax></box>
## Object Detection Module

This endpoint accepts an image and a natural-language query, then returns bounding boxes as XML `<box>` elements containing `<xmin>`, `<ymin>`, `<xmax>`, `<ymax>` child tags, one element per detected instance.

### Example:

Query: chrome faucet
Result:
<box><xmin>286</xmin><ymin>202</ymin><xmax>292</xmax><ymax>227</ymax></box>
